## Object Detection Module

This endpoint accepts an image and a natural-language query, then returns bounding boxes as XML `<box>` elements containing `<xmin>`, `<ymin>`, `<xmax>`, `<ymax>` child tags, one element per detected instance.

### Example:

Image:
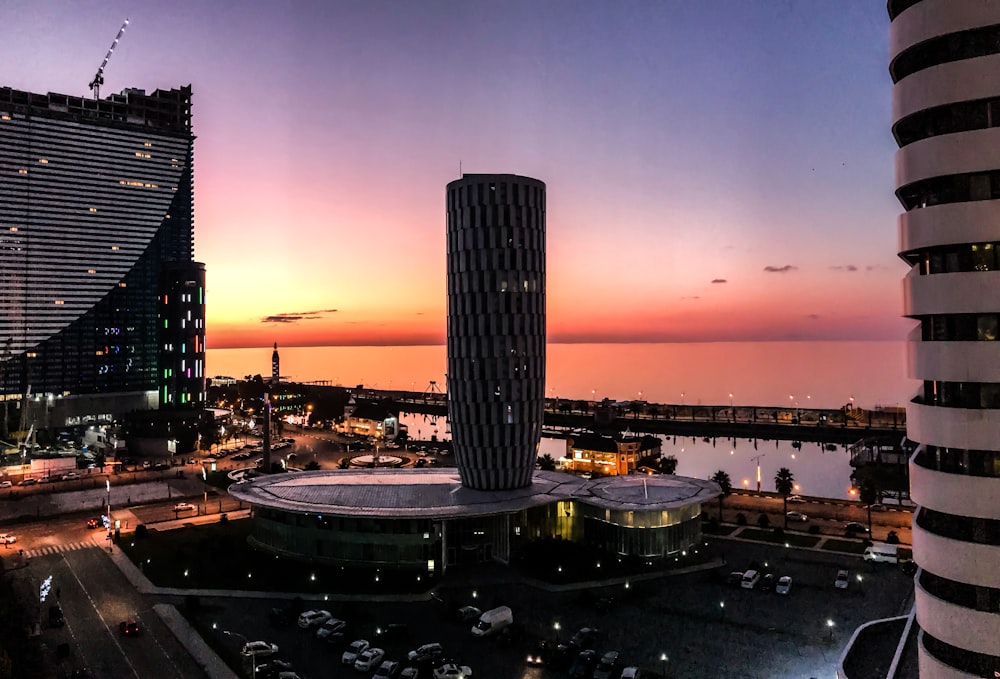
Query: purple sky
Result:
<box><xmin>6</xmin><ymin>1</ymin><xmax>906</xmax><ymax>348</ymax></box>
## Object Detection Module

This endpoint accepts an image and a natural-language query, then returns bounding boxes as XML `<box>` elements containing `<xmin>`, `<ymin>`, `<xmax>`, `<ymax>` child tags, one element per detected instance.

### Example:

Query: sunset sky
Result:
<box><xmin>7</xmin><ymin>1</ymin><xmax>908</xmax><ymax>349</ymax></box>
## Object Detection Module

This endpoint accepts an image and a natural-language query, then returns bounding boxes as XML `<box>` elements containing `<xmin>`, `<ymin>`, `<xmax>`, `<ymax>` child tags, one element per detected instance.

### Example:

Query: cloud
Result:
<box><xmin>711</xmin><ymin>278</ymin><xmax>727</xmax><ymax>284</ymax></box>
<box><xmin>261</xmin><ymin>309</ymin><xmax>338</xmax><ymax>324</ymax></box>
<box><xmin>680</xmin><ymin>296</ymin><xmax>701</xmax><ymax>300</ymax></box>
<box><xmin>866</xmin><ymin>265</ymin><xmax>889</xmax><ymax>271</ymax></box>
<box><xmin>829</xmin><ymin>265</ymin><xmax>858</xmax><ymax>272</ymax></box>
<box><xmin>763</xmin><ymin>265</ymin><xmax>798</xmax><ymax>273</ymax></box>
<box><xmin>807</xmin><ymin>313</ymin><xmax>821</xmax><ymax>320</ymax></box>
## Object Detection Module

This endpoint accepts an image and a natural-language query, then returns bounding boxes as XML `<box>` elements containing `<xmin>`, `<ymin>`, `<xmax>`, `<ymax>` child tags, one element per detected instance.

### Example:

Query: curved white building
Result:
<box><xmin>891</xmin><ymin>1</ymin><xmax>1000</xmax><ymax>675</ymax></box>
<box><xmin>445</xmin><ymin>174</ymin><xmax>546</xmax><ymax>490</ymax></box>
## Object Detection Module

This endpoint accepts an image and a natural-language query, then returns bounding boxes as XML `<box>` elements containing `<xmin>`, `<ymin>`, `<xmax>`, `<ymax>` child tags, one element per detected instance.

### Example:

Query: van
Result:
<box><xmin>741</xmin><ymin>569</ymin><xmax>761</xmax><ymax>589</ymax></box>
<box><xmin>471</xmin><ymin>605</ymin><xmax>513</xmax><ymax>637</ymax></box>
<box><xmin>863</xmin><ymin>543</ymin><xmax>899</xmax><ymax>564</ymax></box>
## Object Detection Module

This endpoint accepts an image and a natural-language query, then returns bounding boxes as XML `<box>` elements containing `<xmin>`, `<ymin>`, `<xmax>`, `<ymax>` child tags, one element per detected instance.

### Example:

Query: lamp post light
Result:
<box><xmin>729</xmin><ymin>393</ymin><xmax>734</xmax><ymax>420</ymax></box>
<box><xmin>660</xmin><ymin>652</ymin><xmax>668</xmax><ymax>679</ymax></box>
<box><xmin>857</xmin><ymin>574</ymin><xmax>864</xmax><ymax>594</ymax></box>
<box><xmin>826</xmin><ymin>618</ymin><xmax>835</xmax><ymax>641</ymax></box>
<box><xmin>224</xmin><ymin>630</ymin><xmax>256</xmax><ymax>679</ymax></box>
<box><xmin>553</xmin><ymin>621</ymin><xmax>561</xmax><ymax>642</ymax></box>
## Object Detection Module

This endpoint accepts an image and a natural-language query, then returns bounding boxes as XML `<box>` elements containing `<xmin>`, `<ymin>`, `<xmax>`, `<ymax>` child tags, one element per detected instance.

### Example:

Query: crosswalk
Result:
<box><xmin>21</xmin><ymin>539</ymin><xmax>104</xmax><ymax>558</ymax></box>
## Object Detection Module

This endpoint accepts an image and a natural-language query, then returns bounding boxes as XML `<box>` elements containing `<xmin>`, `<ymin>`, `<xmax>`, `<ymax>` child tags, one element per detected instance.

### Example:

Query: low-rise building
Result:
<box><xmin>563</xmin><ymin>433</ymin><xmax>661</xmax><ymax>476</ymax></box>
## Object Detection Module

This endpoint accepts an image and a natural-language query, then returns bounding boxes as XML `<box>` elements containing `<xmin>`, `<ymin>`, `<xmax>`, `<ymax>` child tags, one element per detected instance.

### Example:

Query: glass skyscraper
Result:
<box><xmin>0</xmin><ymin>85</ymin><xmax>203</xmax><ymax>407</ymax></box>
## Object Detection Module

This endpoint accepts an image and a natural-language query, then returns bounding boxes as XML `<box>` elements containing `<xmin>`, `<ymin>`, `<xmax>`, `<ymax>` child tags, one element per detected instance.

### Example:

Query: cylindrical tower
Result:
<box><xmin>446</xmin><ymin>174</ymin><xmax>546</xmax><ymax>490</ymax></box>
<box><xmin>890</xmin><ymin>2</ymin><xmax>1000</xmax><ymax>676</ymax></box>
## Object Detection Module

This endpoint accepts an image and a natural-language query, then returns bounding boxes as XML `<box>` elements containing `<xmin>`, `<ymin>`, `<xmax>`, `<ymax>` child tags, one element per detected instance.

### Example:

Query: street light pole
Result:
<box><xmin>660</xmin><ymin>652</ymin><xmax>668</xmax><ymax>679</ymax></box>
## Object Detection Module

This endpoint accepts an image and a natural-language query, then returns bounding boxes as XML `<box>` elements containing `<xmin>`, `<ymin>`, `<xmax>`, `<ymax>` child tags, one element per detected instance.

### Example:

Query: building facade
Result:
<box><xmin>0</xmin><ymin>85</ymin><xmax>196</xmax><ymax>412</ymax></box>
<box><xmin>158</xmin><ymin>261</ymin><xmax>206</xmax><ymax>409</ymax></box>
<box><xmin>563</xmin><ymin>433</ymin><xmax>662</xmax><ymax>477</ymax></box>
<box><xmin>890</xmin><ymin>2</ymin><xmax>1000</xmax><ymax>675</ymax></box>
<box><xmin>445</xmin><ymin>174</ymin><xmax>546</xmax><ymax>490</ymax></box>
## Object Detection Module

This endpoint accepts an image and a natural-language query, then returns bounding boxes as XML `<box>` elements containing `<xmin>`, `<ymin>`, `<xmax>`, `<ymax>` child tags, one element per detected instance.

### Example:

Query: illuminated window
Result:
<box><xmin>95</xmin><ymin>350</ymin><xmax>103</xmax><ymax>356</ymax></box>
<box><xmin>38</xmin><ymin>158</ymin><xmax>48</xmax><ymax>164</ymax></box>
<box><xmin>143</xmin><ymin>142</ymin><xmax>152</xmax><ymax>147</ymax></box>
<box><xmin>9</xmin><ymin>227</ymin><xmax>17</xmax><ymax>232</ymax></box>
<box><xmin>26</xmin><ymin>352</ymin><xmax>36</xmax><ymax>358</ymax></box>
<box><xmin>111</xmin><ymin>246</ymin><xmax>119</xmax><ymax>251</ymax></box>
<box><xmin>17</xmin><ymin>169</ymin><xmax>27</xmax><ymax>175</ymax></box>
<box><xmin>88</xmin><ymin>207</ymin><xmax>97</xmax><ymax>213</ymax></box>
<box><xmin>134</xmin><ymin>152</ymin><xmax>151</xmax><ymax>158</ymax></box>
<box><xmin>87</xmin><ymin>269</ymin><xmax>96</xmax><ymax>274</ymax></box>
<box><xmin>0</xmin><ymin>115</ymin><xmax>10</xmax><ymax>121</ymax></box>
<box><xmin>54</xmin><ymin>300</ymin><xmax>64</xmax><ymax>305</ymax></box>
<box><xmin>118</xmin><ymin>282</ymin><xmax>126</xmax><ymax>288</ymax></box>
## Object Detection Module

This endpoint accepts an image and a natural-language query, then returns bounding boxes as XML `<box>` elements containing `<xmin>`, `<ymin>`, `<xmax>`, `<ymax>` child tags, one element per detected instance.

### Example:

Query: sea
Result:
<box><xmin>206</xmin><ymin>341</ymin><xmax>917</xmax><ymax>500</ymax></box>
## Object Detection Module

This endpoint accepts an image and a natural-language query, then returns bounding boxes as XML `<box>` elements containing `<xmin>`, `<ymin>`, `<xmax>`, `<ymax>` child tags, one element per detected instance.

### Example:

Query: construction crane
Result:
<box><xmin>88</xmin><ymin>18</ymin><xmax>130</xmax><ymax>99</ymax></box>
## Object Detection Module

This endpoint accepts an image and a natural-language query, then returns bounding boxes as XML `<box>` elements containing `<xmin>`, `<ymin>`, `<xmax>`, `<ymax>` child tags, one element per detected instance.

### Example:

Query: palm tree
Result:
<box><xmin>659</xmin><ymin>455</ymin><xmax>678</xmax><ymax>475</ymax></box>
<box><xmin>711</xmin><ymin>470</ymin><xmax>733</xmax><ymax>522</ymax></box>
<box><xmin>774</xmin><ymin>467</ymin><xmax>795</xmax><ymax>529</ymax></box>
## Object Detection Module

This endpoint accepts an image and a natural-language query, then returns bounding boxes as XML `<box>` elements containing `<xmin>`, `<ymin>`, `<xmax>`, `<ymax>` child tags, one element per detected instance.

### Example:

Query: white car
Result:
<box><xmin>785</xmin><ymin>511</ymin><xmax>808</xmax><ymax>522</ymax></box>
<box><xmin>432</xmin><ymin>664</ymin><xmax>472</xmax><ymax>679</ymax></box>
<box><xmin>354</xmin><ymin>647</ymin><xmax>385</xmax><ymax>672</ymax></box>
<box><xmin>173</xmin><ymin>502</ymin><xmax>196</xmax><ymax>512</ymax></box>
<box><xmin>0</xmin><ymin>481</ymin><xmax>12</xmax><ymax>489</ymax></box>
<box><xmin>241</xmin><ymin>640</ymin><xmax>279</xmax><ymax>658</ymax></box>
<box><xmin>620</xmin><ymin>667</ymin><xmax>641</xmax><ymax>679</ymax></box>
<box><xmin>0</xmin><ymin>534</ymin><xmax>16</xmax><ymax>544</ymax></box>
<box><xmin>786</xmin><ymin>494</ymin><xmax>805</xmax><ymax>503</ymax></box>
<box><xmin>835</xmin><ymin>569</ymin><xmax>850</xmax><ymax>589</ymax></box>
<box><xmin>776</xmin><ymin>576</ymin><xmax>793</xmax><ymax>595</ymax></box>
<box><xmin>297</xmin><ymin>609</ymin><xmax>332</xmax><ymax>629</ymax></box>
<box><xmin>315</xmin><ymin>618</ymin><xmax>347</xmax><ymax>640</ymax></box>
<box><xmin>407</xmin><ymin>643</ymin><xmax>444</xmax><ymax>664</ymax></box>
<box><xmin>61</xmin><ymin>472</ymin><xmax>80</xmax><ymax>481</ymax></box>
<box><xmin>342</xmin><ymin>639</ymin><xmax>370</xmax><ymax>665</ymax></box>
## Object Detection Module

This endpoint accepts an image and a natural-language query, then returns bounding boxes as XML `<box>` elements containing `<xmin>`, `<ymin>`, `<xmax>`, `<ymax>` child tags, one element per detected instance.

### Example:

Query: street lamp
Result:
<box><xmin>660</xmin><ymin>652</ymin><xmax>668</xmax><ymax>678</ymax></box>
<box><xmin>553</xmin><ymin>621</ymin><xmax>561</xmax><ymax>642</ymax></box>
<box><xmin>857</xmin><ymin>574</ymin><xmax>864</xmax><ymax>594</ymax></box>
<box><xmin>826</xmin><ymin>618</ymin><xmax>835</xmax><ymax>641</ymax></box>
<box><xmin>224</xmin><ymin>630</ymin><xmax>256</xmax><ymax>679</ymax></box>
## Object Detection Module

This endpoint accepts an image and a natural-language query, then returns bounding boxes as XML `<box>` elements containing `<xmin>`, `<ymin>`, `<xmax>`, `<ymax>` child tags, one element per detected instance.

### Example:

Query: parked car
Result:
<box><xmin>621</xmin><ymin>667</ymin><xmax>641</xmax><ymax>679</ymax></box>
<box><xmin>844</xmin><ymin>521</ymin><xmax>870</xmax><ymax>535</ymax></box>
<box><xmin>526</xmin><ymin>640</ymin><xmax>553</xmax><ymax>666</ymax></box>
<box><xmin>315</xmin><ymin>618</ymin><xmax>347</xmax><ymax>641</ymax></box>
<box><xmin>241</xmin><ymin>641</ymin><xmax>279</xmax><ymax>658</ymax></box>
<box><xmin>569</xmin><ymin>650</ymin><xmax>599</xmax><ymax>679</ymax></box>
<box><xmin>119</xmin><ymin>620</ymin><xmax>142</xmax><ymax>637</ymax></box>
<box><xmin>570</xmin><ymin>627</ymin><xmax>600</xmax><ymax>649</ymax></box>
<box><xmin>725</xmin><ymin>571</ymin><xmax>744</xmax><ymax>586</ymax></box>
<box><xmin>432</xmin><ymin>664</ymin><xmax>472</xmax><ymax>679</ymax></box>
<box><xmin>298</xmin><ymin>609</ymin><xmax>332</xmax><ymax>629</ymax></box>
<box><xmin>173</xmin><ymin>502</ymin><xmax>195</xmax><ymax>512</ymax></box>
<box><xmin>17</xmin><ymin>478</ymin><xmax>37</xmax><ymax>486</ymax></box>
<box><xmin>61</xmin><ymin>472</ymin><xmax>80</xmax><ymax>481</ymax></box>
<box><xmin>785</xmin><ymin>511</ymin><xmax>808</xmax><ymax>522</ymax></box>
<box><xmin>835</xmin><ymin>569</ymin><xmax>850</xmax><ymax>589</ymax></box>
<box><xmin>776</xmin><ymin>576</ymin><xmax>793</xmax><ymax>595</ymax></box>
<box><xmin>0</xmin><ymin>481</ymin><xmax>12</xmax><ymax>489</ymax></box>
<box><xmin>354</xmin><ymin>647</ymin><xmax>386</xmax><ymax>672</ymax></box>
<box><xmin>257</xmin><ymin>659</ymin><xmax>294</xmax><ymax>677</ymax></box>
<box><xmin>593</xmin><ymin>650</ymin><xmax>621</xmax><ymax>679</ymax></box>
<box><xmin>759</xmin><ymin>573</ymin><xmax>777</xmax><ymax>592</ymax></box>
<box><xmin>455</xmin><ymin>605</ymin><xmax>482</xmax><ymax>623</ymax></box>
<box><xmin>374</xmin><ymin>660</ymin><xmax>400</xmax><ymax>679</ymax></box>
<box><xmin>399</xmin><ymin>667</ymin><xmax>419</xmax><ymax>679</ymax></box>
<box><xmin>407</xmin><ymin>642</ymin><xmax>444</xmax><ymax>664</ymax></box>
<box><xmin>0</xmin><ymin>533</ymin><xmax>16</xmax><ymax>544</ymax></box>
<box><xmin>869</xmin><ymin>503</ymin><xmax>888</xmax><ymax>512</ymax></box>
<box><xmin>343</xmin><ymin>639</ymin><xmax>371</xmax><ymax>665</ymax></box>
<box><xmin>741</xmin><ymin>570</ymin><xmax>761</xmax><ymax>589</ymax></box>
<box><xmin>86</xmin><ymin>517</ymin><xmax>102</xmax><ymax>529</ymax></box>
<box><xmin>785</xmin><ymin>494</ymin><xmax>805</xmax><ymax>503</ymax></box>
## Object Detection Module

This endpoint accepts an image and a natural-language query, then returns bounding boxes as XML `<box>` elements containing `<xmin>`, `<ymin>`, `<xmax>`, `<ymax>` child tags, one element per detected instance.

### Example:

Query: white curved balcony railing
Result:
<box><xmin>916</xmin><ymin>576</ymin><xmax>1000</xmax><ymax>656</ymax></box>
<box><xmin>907</xmin><ymin>400</ymin><xmax>1000</xmax><ymax>453</ymax></box>
<box><xmin>912</xmin><ymin>511</ymin><xmax>1000</xmax><ymax>588</ymax></box>
<box><xmin>894</xmin><ymin>52</ymin><xmax>1000</xmax><ymax>124</ymax></box>
<box><xmin>898</xmin><ymin>200</ymin><xmax>1000</xmax><ymax>254</ymax></box>
<box><xmin>903</xmin><ymin>268</ymin><xmax>1000</xmax><ymax>317</ymax></box>
<box><xmin>907</xmin><ymin>339</ymin><xmax>1000</xmax><ymax>382</ymax></box>
<box><xmin>896</xmin><ymin>127</ymin><xmax>1000</xmax><ymax>189</ymax></box>
<box><xmin>891</xmin><ymin>0</ymin><xmax>1000</xmax><ymax>62</ymax></box>
<box><xmin>917</xmin><ymin>630</ymin><xmax>981</xmax><ymax>679</ymax></box>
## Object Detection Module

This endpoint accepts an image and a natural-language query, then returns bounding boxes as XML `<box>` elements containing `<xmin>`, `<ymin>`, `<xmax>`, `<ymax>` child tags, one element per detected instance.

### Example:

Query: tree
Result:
<box><xmin>659</xmin><ymin>455</ymin><xmax>678</xmax><ymax>475</ymax></box>
<box><xmin>858</xmin><ymin>479</ymin><xmax>880</xmax><ymax>535</ymax></box>
<box><xmin>711</xmin><ymin>470</ymin><xmax>733</xmax><ymax>522</ymax></box>
<box><xmin>537</xmin><ymin>454</ymin><xmax>557</xmax><ymax>471</ymax></box>
<box><xmin>774</xmin><ymin>467</ymin><xmax>795</xmax><ymax>529</ymax></box>
<box><xmin>303</xmin><ymin>460</ymin><xmax>320</xmax><ymax>471</ymax></box>
<box><xmin>885</xmin><ymin>530</ymin><xmax>900</xmax><ymax>545</ymax></box>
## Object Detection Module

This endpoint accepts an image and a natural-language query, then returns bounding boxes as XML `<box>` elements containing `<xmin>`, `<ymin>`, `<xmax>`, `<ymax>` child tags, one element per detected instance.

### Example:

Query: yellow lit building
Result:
<box><xmin>563</xmin><ymin>433</ymin><xmax>662</xmax><ymax>477</ymax></box>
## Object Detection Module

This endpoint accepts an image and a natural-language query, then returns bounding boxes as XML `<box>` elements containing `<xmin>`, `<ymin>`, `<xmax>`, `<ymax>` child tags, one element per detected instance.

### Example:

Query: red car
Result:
<box><xmin>86</xmin><ymin>518</ymin><xmax>101</xmax><ymax>529</ymax></box>
<box><xmin>119</xmin><ymin>620</ymin><xmax>142</xmax><ymax>637</ymax></box>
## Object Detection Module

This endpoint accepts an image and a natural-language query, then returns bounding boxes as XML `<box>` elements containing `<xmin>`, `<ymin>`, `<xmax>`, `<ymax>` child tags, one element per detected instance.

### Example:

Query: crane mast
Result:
<box><xmin>89</xmin><ymin>18</ymin><xmax>129</xmax><ymax>100</ymax></box>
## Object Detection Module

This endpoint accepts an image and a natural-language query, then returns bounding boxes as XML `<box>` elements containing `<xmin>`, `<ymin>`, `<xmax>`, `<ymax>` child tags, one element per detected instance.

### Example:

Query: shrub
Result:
<box><xmin>135</xmin><ymin>524</ymin><xmax>148</xmax><ymax>539</ymax></box>
<box><xmin>808</xmin><ymin>525</ymin><xmax>820</xmax><ymax>534</ymax></box>
<box><xmin>757</xmin><ymin>514</ymin><xmax>770</xmax><ymax>528</ymax></box>
<box><xmin>219</xmin><ymin>513</ymin><xmax>229</xmax><ymax>525</ymax></box>
<box><xmin>736</xmin><ymin>513</ymin><xmax>747</xmax><ymax>526</ymax></box>
<box><xmin>885</xmin><ymin>530</ymin><xmax>900</xmax><ymax>545</ymax></box>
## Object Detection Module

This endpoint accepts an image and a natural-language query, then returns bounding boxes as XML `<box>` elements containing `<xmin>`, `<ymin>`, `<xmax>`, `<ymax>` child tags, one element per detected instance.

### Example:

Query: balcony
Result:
<box><xmin>898</xmin><ymin>200</ymin><xmax>1000</xmax><ymax>254</ymax></box>
<box><xmin>903</xmin><ymin>268</ymin><xmax>1000</xmax><ymax>317</ymax></box>
<box><xmin>907</xmin><ymin>339</ymin><xmax>1000</xmax><ymax>382</ymax></box>
<box><xmin>907</xmin><ymin>400</ymin><xmax>1000</xmax><ymax>451</ymax></box>
<box><xmin>896</xmin><ymin>126</ymin><xmax>1000</xmax><ymax>188</ymax></box>
<box><xmin>916</xmin><ymin>575</ymin><xmax>1000</xmax><ymax>656</ymax></box>
<box><xmin>918</xmin><ymin>630</ymin><xmax>986</xmax><ymax>679</ymax></box>
<box><xmin>911</xmin><ymin>457</ymin><xmax>1000</xmax><ymax>520</ymax></box>
<box><xmin>913</xmin><ymin>510</ymin><xmax>1000</xmax><ymax>588</ymax></box>
<box><xmin>891</xmin><ymin>2</ymin><xmax>1000</xmax><ymax>62</ymax></box>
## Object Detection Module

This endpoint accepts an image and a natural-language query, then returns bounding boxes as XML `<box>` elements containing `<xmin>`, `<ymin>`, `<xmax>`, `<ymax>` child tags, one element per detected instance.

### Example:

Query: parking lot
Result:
<box><xmin>188</xmin><ymin>536</ymin><xmax>914</xmax><ymax>679</ymax></box>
